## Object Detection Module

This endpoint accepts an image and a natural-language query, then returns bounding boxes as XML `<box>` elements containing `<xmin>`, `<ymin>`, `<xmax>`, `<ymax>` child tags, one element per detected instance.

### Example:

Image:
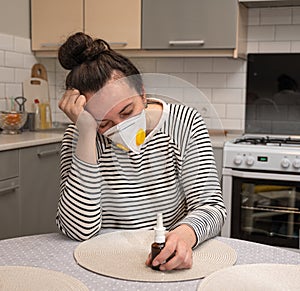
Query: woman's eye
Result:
<box><xmin>99</xmin><ymin>121</ymin><xmax>109</xmax><ymax>128</ymax></box>
<box><xmin>120</xmin><ymin>110</ymin><xmax>133</xmax><ymax>118</ymax></box>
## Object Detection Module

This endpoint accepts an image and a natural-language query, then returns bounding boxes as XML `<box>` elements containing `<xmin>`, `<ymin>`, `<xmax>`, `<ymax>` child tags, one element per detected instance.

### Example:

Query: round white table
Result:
<box><xmin>0</xmin><ymin>231</ymin><xmax>299</xmax><ymax>291</ymax></box>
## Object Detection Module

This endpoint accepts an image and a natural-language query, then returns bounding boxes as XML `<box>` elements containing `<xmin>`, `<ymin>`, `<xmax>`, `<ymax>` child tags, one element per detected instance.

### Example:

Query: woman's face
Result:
<box><xmin>85</xmin><ymin>78</ymin><xmax>145</xmax><ymax>134</ymax></box>
<box><xmin>97</xmin><ymin>95</ymin><xmax>144</xmax><ymax>134</ymax></box>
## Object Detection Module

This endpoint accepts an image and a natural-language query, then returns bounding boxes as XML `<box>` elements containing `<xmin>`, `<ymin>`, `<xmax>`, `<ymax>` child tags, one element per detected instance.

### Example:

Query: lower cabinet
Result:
<box><xmin>19</xmin><ymin>143</ymin><xmax>61</xmax><ymax>236</ymax></box>
<box><xmin>0</xmin><ymin>142</ymin><xmax>61</xmax><ymax>240</ymax></box>
<box><xmin>0</xmin><ymin>178</ymin><xmax>20</xmax><ymax>239</ymax></box>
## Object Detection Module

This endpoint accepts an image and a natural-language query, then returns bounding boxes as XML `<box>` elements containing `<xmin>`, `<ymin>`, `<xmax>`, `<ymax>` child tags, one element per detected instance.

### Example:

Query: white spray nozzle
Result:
<box><xmin>154</xmin><ymin>213</ymin><xmax>165</xmax><ymax>243</ymax></box>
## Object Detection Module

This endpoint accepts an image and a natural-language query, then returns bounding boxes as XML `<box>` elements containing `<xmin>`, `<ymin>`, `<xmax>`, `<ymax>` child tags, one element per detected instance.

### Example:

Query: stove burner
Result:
<box><xmin>234</xmin><ymin>136</ymin><xmax>300</xmax><ymax>146</ymax></box>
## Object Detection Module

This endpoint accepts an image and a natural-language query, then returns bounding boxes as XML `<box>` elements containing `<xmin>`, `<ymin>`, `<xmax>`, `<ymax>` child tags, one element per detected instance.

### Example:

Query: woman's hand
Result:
<box><xmin>59</xmin><ymin>89</ymin><xmax>86</xmax><ymax>123</ymax></box>
<box><xmin>145</xmin><ymin>224</ymin><xmax>196</xmax><ymax>271</ymax></box>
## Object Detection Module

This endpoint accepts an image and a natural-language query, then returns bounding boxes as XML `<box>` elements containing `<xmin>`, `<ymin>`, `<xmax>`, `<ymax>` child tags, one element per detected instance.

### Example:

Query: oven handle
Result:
<box><xmin>222</xmin><ymin>168</ymin><xmax>300</xmax><ymax>182</ymax></box>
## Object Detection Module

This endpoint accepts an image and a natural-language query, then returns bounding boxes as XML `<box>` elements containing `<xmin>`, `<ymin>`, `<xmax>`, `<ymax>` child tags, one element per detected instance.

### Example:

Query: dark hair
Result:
<box><xmin>58</xmin><ymin>32</ymin><xmax>142</xmax><ymax>95</ymax></box>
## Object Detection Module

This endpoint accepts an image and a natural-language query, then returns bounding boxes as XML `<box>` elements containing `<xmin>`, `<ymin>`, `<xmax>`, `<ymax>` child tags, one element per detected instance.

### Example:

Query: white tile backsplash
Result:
<box><xmin>5</xmin><ymin>52</ymin><xmax>24</xmax><ymax>68</ymax></box>
<box><xmin>292</xmin><ymin>7</ymin><xmax>300</xmax><ymax>24</ymax></box>
<box><xmin>260</xmin><ymin>8</ymin><xmax>292</xmax><ymax>25</ymax></box>
<box><xmin>0</xmin><ymin>67</ymin><xmax>14</xmax><ymax>83</ymax></box>
<box><xmin>0</xmin><ymin>34</ymin><xmax>14</xmax><ymax>51</ymax></box>
<box><xmin>275</xmin><ymin>25</ymin><xmax>300</xmax><ymax>40</ymax></box>
<box><xmin>183</xmin><ymin>58</ymin><xmax>213</xmax><ymax>72</ymax></box>
<box><xmin>156</xmin><ymin>58</ymin><xmax>184</xmax><ymax>73</ymax></box>
<box><xmin>258</xmin><ymin>41</ymin><xmax>291</xmax><ymax>52</ymax></box>
<box><xmin>14</xmin><ymin>36</ymin><xmax>31</xmax><ymax>54</ymax></box>
<box><xmin>5</xmin><ymin>83</ymin><xmax>23</xmax><ymax>98</ymax></box>
<box><xmin>197</xmin><ymin>73</ymin><xmax>227</xmax><ymax>88</ymax></box>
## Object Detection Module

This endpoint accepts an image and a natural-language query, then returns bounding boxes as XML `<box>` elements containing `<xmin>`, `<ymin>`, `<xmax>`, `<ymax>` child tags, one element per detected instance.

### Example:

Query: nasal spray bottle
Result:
<box><xmin>151</xmin><ymin>212</ymin><xmax>166</xmax><ymax>271</ymax></box>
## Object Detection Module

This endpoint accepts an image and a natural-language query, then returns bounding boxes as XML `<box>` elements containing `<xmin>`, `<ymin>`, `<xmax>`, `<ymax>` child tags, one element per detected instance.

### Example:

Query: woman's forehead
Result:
<box><xmin>85</xmin><ymin>77</ymin><xmax>140</xmax><ymax>120</ymax></box>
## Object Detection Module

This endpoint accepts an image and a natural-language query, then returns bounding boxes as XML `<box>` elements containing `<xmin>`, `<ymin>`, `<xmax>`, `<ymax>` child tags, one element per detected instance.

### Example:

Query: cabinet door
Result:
<box><xmin>31</xmin><ymin>0</ymin><xmax>83</xmax><ymax>51</ymax></box>
<box><xmin>19</xmin><ymin>143</ymin><xmax>61</xmax><ymax>235</ymax></box>
<box><xmin>0</xmin><ymin>178</ymin><xmax>20</xmax><ymax>239</ymax></box>
<box><xmin>142</xmin><ymin>0</ymin><xmax>237</xmax><ymax>50</ymax></box>
<box><xmin>85</xmin><ymin>0</ymin><xmax>141</xmax><ymax>49</ymax></box>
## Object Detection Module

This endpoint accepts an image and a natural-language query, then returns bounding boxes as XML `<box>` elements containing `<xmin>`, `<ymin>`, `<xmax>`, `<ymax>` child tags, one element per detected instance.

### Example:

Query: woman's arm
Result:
<box><xmin>56</xmin><ymin>126</ymin><xmax>102</xmax><ymax>241</ymax></box>
<box><xmin>172</xmin><ymin>109</ymin><xmax>227</xmax><ymax>246</ymax></box>
<box><xmin>56</xmin><ymin>90</ymin><xmax>102</xmax><ymax>241</ymax></box>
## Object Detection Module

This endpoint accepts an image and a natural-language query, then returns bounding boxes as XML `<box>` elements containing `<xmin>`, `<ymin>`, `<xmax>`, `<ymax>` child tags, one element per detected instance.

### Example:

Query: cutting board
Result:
<box><xmin>22</xmin><ymin>64</ymin><xmax>50</xmax><ymax>112</ymax></box>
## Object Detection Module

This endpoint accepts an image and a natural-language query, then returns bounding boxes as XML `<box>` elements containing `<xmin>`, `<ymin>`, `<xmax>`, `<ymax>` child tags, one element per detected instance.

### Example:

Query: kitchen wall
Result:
<box><xmin>1</xmin><ymin>6</ymin><xmax>300</xmax><ymax>132</ymax></box>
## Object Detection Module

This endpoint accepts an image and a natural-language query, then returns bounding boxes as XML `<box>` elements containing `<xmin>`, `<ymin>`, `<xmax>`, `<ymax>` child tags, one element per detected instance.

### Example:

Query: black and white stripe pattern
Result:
<box><xmin>56</xmin><ymin>101</ymin><xmax>226</xmax><ymax>246</ymax></box>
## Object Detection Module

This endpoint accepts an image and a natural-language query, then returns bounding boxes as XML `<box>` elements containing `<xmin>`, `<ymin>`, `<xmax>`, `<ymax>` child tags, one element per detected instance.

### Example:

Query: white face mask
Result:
<box><xmin>103</xmin><ymin>110</ymin><xmax>147</xmax><ymax>154</ymax></box>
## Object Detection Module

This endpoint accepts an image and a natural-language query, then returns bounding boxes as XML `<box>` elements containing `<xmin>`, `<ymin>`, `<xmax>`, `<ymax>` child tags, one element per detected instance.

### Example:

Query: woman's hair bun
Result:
<box><xmin>58</xmin><ymin>32</ymin><xmax>110</xmax><ymax>70</ymax></box>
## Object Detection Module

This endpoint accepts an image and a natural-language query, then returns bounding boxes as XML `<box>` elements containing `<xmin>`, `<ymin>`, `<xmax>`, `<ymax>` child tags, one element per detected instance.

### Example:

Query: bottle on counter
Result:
<box><xmin>151</xmin><ymin>213</ymin><xmax>166</xmax><ymax>271</ymax></box>
<box><xmin>34</xmin><ymin>99</ymin><xmax>41</xmax><ymax>130</ymax></box>
<box><xmin>38</xmin><ymin>101</ymin><xmax>52</xmax><ymax>130</ymax></box>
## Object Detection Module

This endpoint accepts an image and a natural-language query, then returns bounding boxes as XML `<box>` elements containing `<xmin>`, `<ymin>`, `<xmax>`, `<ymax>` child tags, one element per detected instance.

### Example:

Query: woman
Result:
<box><xmin>56</xmin><ymin>32</ymin><xmax>226</xmax><ymax>271</ymax></box>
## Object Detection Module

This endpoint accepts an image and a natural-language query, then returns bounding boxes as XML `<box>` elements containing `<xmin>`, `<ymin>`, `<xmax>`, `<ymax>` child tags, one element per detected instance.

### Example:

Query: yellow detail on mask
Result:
<box><xmin>136</xmin><ymin>128</ymin><xmax>146</xmax><ymax>146</ymax></box>
<box><xmin>116</xmin><ymin>143</ymin><xmax>129</xmax><ymax>152</ymax></box>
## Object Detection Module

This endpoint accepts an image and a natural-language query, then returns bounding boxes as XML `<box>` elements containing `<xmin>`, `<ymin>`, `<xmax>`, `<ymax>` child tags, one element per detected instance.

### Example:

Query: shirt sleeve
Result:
<box><xmin>170</xmin><ymin>109</ymin><xmax>227</xmax><ymax>248</ymax></box>
<box><xmin>56</xmin><ymin>125</ymin><xmax>102</xmax><ymax>241</ymax></box>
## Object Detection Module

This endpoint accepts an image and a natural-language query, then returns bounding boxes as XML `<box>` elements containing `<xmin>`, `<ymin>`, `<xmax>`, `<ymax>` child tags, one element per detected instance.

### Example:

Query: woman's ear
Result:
<box><xmin>141</xmin><ymin>86</ymin><xmax>148</xmax><ymax>108</ymax></box>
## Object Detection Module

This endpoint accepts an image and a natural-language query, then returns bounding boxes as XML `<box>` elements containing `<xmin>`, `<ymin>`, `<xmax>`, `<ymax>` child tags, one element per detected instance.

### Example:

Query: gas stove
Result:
<box><xmin>223</xmin><ymin>135</ymin><xmax>300</xmax><ymax>173</ymax></box>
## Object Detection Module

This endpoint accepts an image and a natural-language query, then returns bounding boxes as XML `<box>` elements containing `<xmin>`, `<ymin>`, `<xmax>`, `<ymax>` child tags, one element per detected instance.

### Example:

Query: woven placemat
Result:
<box><xmin>0</xmin><ymin>266</ymin><xmax>89</xmax><ymax>291</ymax></box>
<box><xmin>74</xmin><ymin>230</ymin><xmax>237</xmax><ymax>282</ymax></box>
<box><xmin>197</xmin><ymin>263</ymin><xmax>300</xmax><ymax>291</ymax></box>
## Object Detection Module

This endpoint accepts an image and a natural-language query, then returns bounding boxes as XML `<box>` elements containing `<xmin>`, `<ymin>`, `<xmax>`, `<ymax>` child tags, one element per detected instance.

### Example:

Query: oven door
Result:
<box><xmin>222</xmin><ymin>168</ymin><xmax>300</xmax><ymax>249</ymax></box>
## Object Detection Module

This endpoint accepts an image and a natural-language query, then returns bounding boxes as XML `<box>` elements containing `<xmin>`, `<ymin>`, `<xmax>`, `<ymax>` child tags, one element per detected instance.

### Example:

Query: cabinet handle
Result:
<box><xmin>40</xmin><ymin>43</ymin><xmax>62</xmax><ymax>48</ymax></box>
<box><xmin>0</xmin><ymin>185</ymin><xmax>18</xmax><ymax>196</ymax></box>
<box><xmin>108</xmin><ymin>42</ymin><xmax>128</xmax><ymax>47</ymax></box>
<box><xmin>37</xmin><ymin>149</ymin><xmax>60</xmax><ymax>158</ymax></box>
<box><xmin>169</xmin><ymin>40</ymin><xmax>205</xmax><ymax>46</ymax></box>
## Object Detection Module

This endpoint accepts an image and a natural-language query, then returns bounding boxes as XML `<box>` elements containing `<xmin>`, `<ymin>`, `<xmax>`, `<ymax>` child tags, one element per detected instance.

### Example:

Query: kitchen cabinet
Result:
<box><xmin>31</xmin><ymin>0</ymin><xmax>140</xmax><ymax>53</ymax></box>
<box><xmin>31</xmin><ymin>0</ymin><xmax>247</xmax><ymax>58</ymax></box>
<box><xmin>31</xmin><ymin>0</ymin><xmax>83</xmax><ymax>51</ymax></box>
<box><xmin>85</xmin><ymin>0</ymin><xmax>141</xmax><ymax>49</ymax></box>
<box><xmin>0</xmin><ymin>143</ymin><xmax>61</xmax><ymax>239</ymax></box>
<box><xmin>239</xmin><ymin>0</ymin><xmax>300</xmax><ymax>7</ymax></box>
<box><xmin>213</xmin><ymin>147</ymin><xmax>223</xmax><ymax>181</ymax></box>
<box><xmin>0</xmin><ymin>150</ymin><xmax>20</xmax><ymax>239</ymax></box>
<box><xmin>142</xmin><ymin>0</ymin><xmax>248</xmax><ymax>58</ymax></box>
<box><xmin>19</xmin><ymin>143</ymin><xmax>60</xmax><ymax>236</ymax></box>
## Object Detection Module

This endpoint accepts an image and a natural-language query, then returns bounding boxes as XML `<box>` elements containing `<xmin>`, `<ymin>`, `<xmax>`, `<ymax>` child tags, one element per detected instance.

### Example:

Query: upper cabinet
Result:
<box><xmin>31</xmin><ymin>0</ymin><xmax>83</xmax><ymax>51</ymax></box>
<box><xmin>31</xmin><ymin>0</ymin><xmax>247</xmax><ymax>58</ymax></box>
<box><xmin>141</xmin><ymin>0</ymin><xmax>247</xmax><ymax>58</ymax></box>
<box><xmin>143</xmin><ymin>0</ymin><xmax>237</xmax><ymax>50</ymax></box>
<box><xmin>31</xmin><ymin>0</ymin><xmax>140</xmax><ymax>54</ymax></box>
<box><xmin>85</xmin><ymin>0</ymin><xmax>141</xmax><ymax>49</ymax></box>
<box><xmin>239</xmin><ymin>0</ymin><xmax>300</xmax><ymax>7</ymax></box>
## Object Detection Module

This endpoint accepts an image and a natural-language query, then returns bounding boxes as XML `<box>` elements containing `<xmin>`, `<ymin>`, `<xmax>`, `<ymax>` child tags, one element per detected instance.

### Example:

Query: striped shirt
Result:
<box><xmin>56</xmin><ymin>100</ymin><xmax>226</xmax><ymax>246</ymax></box>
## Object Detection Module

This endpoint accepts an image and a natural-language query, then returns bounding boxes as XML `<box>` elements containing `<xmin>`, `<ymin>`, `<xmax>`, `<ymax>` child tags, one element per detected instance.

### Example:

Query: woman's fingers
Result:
<box><xmin>146</xmin><ymin>230</ymin><xmax>193</xmax><ymax>271</ymax></box>
<box><xmin>59</xmin><ymin>89</ymin><xmax>86</xmax><ymax>123</ymax></box>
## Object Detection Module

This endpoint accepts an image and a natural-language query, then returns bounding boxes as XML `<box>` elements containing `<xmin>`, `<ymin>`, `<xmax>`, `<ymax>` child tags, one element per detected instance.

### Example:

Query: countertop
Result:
<box><xmin>0</xmin><ymin>129</ymin><xmax>241</xmax><ymax>151</ymax></box>
<box><xmin>0</xmin><ymin>231</ymin><xmax>299</xmax><ymax>291</ymax></box>
<box><xmin>0</xmin><ymin>130</ymin><xmax>64</xmax><ymax>151</ymax></box>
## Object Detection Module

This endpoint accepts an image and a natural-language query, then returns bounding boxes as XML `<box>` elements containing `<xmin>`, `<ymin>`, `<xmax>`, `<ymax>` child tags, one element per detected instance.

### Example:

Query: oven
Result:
<box><xmin>221</xmin><ymin>136</ymin><xmax>300</xmax><ymax>250</ymax></box>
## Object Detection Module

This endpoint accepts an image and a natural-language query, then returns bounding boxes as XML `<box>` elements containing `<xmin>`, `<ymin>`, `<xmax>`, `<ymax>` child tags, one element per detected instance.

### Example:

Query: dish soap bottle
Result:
<box><xmin>34</xmin><ymin>99</ymin><xmax>41</xmax><ymax>130</ymax></box>
<box><xmin>151</xmin><ymin>213</ymin><xmax>166</xmax><ymax>271</ymax></box>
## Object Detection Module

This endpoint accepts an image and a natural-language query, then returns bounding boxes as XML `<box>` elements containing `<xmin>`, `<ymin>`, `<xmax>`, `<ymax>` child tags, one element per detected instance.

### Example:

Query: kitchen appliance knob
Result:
<box><xmin>234</xmin><ymin>155</ymin><xmax>243</xmax><ymax>165</ymax></box>
<box><xmin>281</xmin><ymin>158</ymin><xmax>290</xmax><ymax>169</ymax></box>
<box><xmin>292</xmin><ymin>158</ymin><xmax>300</xmax><ymax>169</ymax></box>
<box><xmin>246</xmin><ymin>156</ymin><xmax>255</xmax><ymax>166</ymax></box>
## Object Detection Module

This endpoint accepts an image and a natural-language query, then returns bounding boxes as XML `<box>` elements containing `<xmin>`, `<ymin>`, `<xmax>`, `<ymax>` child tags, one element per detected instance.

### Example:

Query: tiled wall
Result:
<box><xmin>0</xmin><ymin>34</ymin><xmax>36</xmax><ymax>111</ymax></box>
<box><xmin>1</xmin><ymin>6</ymin><xmax>300</xmax><ymax>131</ymax></box>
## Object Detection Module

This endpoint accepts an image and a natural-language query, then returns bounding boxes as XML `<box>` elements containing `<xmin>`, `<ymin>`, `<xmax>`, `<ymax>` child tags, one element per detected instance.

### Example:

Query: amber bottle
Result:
<box><xmin>151</xmin><ymin>213</ymin><xmax>165</xmax><ymax>271</ymax></box>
